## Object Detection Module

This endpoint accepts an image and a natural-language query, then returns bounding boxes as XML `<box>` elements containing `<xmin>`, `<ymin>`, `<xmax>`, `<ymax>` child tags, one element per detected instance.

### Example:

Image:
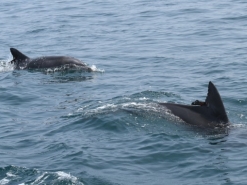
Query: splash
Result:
<box><xmin>56</xmin><ymin>171</ymin><xmax>82</xmax><ymax>184</ymax></box>
<box><xmin>0</xmin><ymin>56</ymin><xmax>14</xmax><ymax>72</ymax></box>
<box><xmin>90</xmin><ymin>64</ymin><xmax>104</xmax><ymax>72</ymax></box>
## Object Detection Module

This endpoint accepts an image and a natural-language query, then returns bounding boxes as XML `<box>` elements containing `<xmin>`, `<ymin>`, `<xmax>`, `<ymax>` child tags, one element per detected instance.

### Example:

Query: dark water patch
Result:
<box><xmin>222</xmin><ymin>15</ymin><xmax>247</xmax><ymax>21</ymax></box>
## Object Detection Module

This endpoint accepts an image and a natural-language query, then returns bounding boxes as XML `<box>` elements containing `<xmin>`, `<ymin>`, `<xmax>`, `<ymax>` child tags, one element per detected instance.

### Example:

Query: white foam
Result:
<box><xmin>232</xmin><ymin>123</ymin><xmax>247</xmax><ymax>128</ymax></box>
<box><xmin>78</xmin><ymin>101</ymin><xmax>163</xmax><ymax>118</ymax></box>
<box><xmin>29</xmin><ymin>171</ymin><xmax>84</xmax><ymax>185</ymax></box>
<box><xmin>6</xmin><ymin>172</ymin><xmax>16</xmax><ymax>177</ymax></box>
<box><xmin>0</xmin><ymin>178</ymin><xmax>9</xmax><ymax>185</ymax></box>
<box><xmin>98</xmin><ymin>103</ymin><xmax>117</xmax><ymax>109</ymax></box>
<box><xmin>77</xmin><ymin>101</ymin><xmax>185</xmax><ymax>125</ymax></box>
<box><xmin>139</xmin><ymin>97</ymin><xmax>149</xmax><ymax>100</ymax></box>
<box><xmin>88</xmin><ymin>103</ymin><xmax>118</xmax><ymax>114</ymax></box>
<box><xmin>56</xmin><ymin>171</ymin><xmax>84</xmax><ymax>185</ymax></box>
<box><xmin>121</xmin><ymin>102</ymin><xmax>159</xmax><ymax>112</ymax></box>
<box><xmin>0</xmin><ymin>60</ymin><xmax>14</xmax><ymax>72</ymax></box>
<box><xmin>90</xmin><ymin>64</ymin><xmax>104</xmax><ymax>72</ymax></box>
<box><xmin>31</xmin><ymin>172</ymin><xmax>48</xmax><ymax>185</ymax></box>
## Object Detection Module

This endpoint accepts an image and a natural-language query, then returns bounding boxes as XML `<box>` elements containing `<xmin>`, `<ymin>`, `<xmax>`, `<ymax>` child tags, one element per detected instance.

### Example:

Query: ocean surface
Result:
<box><xmin>1</xmin><ymin>0</ymin><xmax>247</xmax><ymax>184</ymax></box>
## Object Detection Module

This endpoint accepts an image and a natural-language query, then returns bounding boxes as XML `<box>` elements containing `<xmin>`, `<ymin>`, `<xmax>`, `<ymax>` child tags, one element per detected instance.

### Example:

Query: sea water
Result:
<box><xmin>1</xmin><ymin>0</ymin><xmax>247</xmax><ymax>184</ymax></box>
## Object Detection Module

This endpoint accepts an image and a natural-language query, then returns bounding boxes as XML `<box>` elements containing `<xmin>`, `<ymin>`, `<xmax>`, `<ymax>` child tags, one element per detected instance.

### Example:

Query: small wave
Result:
<box><xmin>77</xmin><ymin>100</ymin><xmax>184</xmax><ymax>125</ymax></box>
<box><xmin>75</xmin><ymin>90</ymin><xmax>181</xmax><ymax>121</ymax></box>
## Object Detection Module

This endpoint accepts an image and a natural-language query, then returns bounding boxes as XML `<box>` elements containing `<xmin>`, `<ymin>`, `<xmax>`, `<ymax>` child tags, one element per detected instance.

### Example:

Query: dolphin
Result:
<box><xmin>10</xmin><ymin>48</ymin><xmax>92</xmax><ymax>71</ymax></box>
<box><xmin>159</xmin><ymin>81</ymin><xmax>229</xmax><ymax>128</ymax></box>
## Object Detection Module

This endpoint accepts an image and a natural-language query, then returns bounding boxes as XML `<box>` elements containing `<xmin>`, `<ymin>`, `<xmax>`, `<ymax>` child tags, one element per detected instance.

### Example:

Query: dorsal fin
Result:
<box><xmin>205</xmin><ymin>81</ymin><xmax>228</xmax><ymax>122</ymax></box>
<box><xmin>10</xmin><ymin>48</ymin><xmax>29</xmax><ymax>60</ymax></box>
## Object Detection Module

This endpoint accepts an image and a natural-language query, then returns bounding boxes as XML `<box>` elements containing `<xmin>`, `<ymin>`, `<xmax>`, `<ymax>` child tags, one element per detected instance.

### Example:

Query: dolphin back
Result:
<box><xmin>9</xmin><ymin>48</ymin><xmax>92</xmax><ymax>71</ymax></box>
<box><xmin>159</xmin><ymin>81</ymin><xmax>229</xmax><ymax>127</ymax></box>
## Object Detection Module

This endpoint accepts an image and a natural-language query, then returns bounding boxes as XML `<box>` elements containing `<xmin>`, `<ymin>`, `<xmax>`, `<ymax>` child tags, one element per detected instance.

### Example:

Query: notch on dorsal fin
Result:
<box><xmin>10</xmin><ymin>48</ymin><xmax>29</xmax><ymax>60</ymax></box>
<box><xmin>205</xmin><ymin>81</ymin><xmax>228</xmax><ymax>122</ymax></box>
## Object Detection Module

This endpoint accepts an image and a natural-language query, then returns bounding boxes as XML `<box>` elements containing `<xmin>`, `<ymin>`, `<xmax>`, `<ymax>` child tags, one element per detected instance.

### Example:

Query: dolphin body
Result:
<box><xmin>10</xmin><ymin>48</ymin><xmax>92</xmax><ymax>71</ymax></box>
<box><xmin>159</xmin><ymin>82</ymin><xmax>229</xmax><ymax>128</ymax></box>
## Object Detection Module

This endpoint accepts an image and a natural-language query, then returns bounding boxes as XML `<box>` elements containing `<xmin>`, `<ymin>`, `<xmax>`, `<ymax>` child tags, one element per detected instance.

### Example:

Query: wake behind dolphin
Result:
<box><xmin>159</xmin><ymin>81</ymin><xmax>229</xmax><ymax>128</ymax></box>
<box><xmin>10</xmin><ymin>48</ymin><xmax>92</xmax><ymax>71</ymax></box>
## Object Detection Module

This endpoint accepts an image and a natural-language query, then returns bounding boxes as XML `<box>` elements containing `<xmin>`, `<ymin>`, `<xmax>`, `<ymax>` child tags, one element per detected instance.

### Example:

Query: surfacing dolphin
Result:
<box><xmin>10</xmin><ymin>48</ymin><xmax>92</xmax><ymax>72</ymax></box>
<box><xmin>159</xmin><ymin>81</ymin><xmax>229</xmax><ymax>128</ymax></box>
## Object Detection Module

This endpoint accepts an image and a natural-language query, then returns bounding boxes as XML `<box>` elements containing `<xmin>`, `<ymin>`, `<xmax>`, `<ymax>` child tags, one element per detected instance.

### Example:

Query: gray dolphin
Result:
<box><xmin>10</xmin><ymin>48</ymin><xmax>92</xmax><ymax>71</ymax></box>
<box><xmin>159</xmin><ymin>81</ymin><xmax>229</xmax><ymax>127</ymax></box>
